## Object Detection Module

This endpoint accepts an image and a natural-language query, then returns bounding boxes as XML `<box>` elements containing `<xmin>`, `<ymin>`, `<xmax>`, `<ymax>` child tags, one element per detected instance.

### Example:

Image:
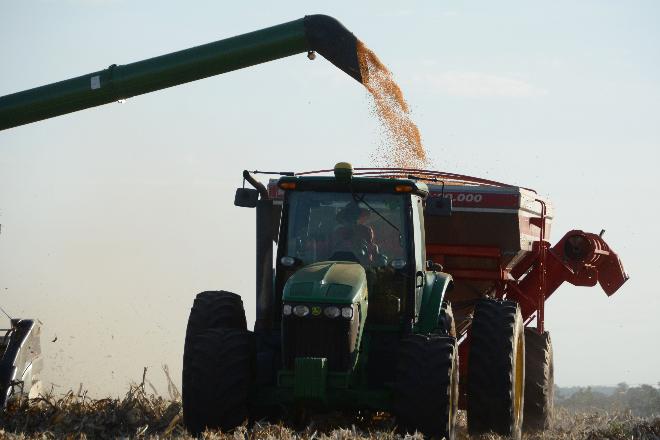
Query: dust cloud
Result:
<box><xmin>357</xmin><ymin>41</ymin><xmax>429</xmax><ymax>169</ymax></box>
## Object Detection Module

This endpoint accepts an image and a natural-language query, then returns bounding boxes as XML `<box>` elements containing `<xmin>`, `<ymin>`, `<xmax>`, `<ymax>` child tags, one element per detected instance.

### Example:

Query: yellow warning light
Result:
<box><xmin>334</xmin><ymin>162</ymin><xmax>354</xmax><ymax>182</ymax></box>
<box><xmin>395</xmin><ymin>184</ymin><xmax>414</xmax><ymax>193</ymax></box>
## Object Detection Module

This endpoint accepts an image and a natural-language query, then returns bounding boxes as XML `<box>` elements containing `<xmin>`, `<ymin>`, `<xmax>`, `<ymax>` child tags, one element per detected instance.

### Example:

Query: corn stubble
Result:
<box><xmin>2</xmin><ymin>389</ymin><xmax>658</xmax><ymax>440</ymax></box>
<box><xmin>358</xmin><ymin>42</ymin><xmax>429</xmax><ymax>169</ymax></box>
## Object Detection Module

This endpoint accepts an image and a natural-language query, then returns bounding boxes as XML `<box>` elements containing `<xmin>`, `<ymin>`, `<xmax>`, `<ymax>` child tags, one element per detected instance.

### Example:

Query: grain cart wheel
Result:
<box><xmin>393</xmin><ymin>334</ymin><xmax>459</xmax><ymax>439</ymax></box>
<box><xmin>467</xmin><ymin>298</ymin><xmax>524</xmax><ymax>439</ymax></box>
<box><xmin>182</xmin><ymin>328</ymin><xmax>255</xmax><ymax>435</ymax></box>
<box><xmin>523</xmin><ymin>328</ymin><xmax>554</xmax><ymax>431</ymax></box>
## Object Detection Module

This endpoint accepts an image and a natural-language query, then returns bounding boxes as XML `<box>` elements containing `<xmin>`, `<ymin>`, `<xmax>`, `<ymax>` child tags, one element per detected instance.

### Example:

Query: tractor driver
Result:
<box><xmin>331</xmin><ymin>201</ymin><xmax>382</xmax><ymax>266</ymax></box>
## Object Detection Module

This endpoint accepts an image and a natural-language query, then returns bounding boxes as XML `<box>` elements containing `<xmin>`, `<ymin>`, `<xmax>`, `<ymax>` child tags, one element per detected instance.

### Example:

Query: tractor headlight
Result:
<box><xmin>293</xmin><ymin>305</ymin><xmax>310</xmax><ymax>317</ymax></box>
<box><xmin>323</xmin><ymin>306</ymin><xmax>341</xmax><ymax>319</ymax></box>
<box><xmin>341</xmin><ymin>306</ymin><xmax>354</xmax><ymax>320</ymax></box>
<box><xmin>282</xmin><ymin>304</ymin><xmax>292</xmax><ymax>316</ymax></box>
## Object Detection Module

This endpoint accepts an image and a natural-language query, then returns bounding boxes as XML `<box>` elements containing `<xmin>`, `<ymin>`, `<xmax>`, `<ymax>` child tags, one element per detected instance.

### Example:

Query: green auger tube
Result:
<box><xmin>0</xmin><ymin>15</ymin><xmax>362</xmax><ymax>131</ymax></box>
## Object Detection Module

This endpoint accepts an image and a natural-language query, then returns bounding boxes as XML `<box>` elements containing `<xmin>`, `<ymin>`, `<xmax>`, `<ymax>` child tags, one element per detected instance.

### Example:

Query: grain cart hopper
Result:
<box><xmin>182</xmin><ymin>164</ymin><xmax>627</xmax><ymax>438</ymax></box>
<box><xmin>0</xmin><ymin>319</ymin><xmax>43</xmax><ymax>407</ymax></box>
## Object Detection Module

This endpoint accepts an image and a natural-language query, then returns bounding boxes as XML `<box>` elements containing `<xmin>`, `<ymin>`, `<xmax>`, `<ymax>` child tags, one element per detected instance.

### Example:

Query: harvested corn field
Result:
<box><xmin>1</xmin><ymin>386</ymin><xmax>659</xmax><ymax>439</ymax></box>
<box><xmin>0</xmin><ymin>3</ymin><xmax>654</xmax><ymax>440</ymax></box>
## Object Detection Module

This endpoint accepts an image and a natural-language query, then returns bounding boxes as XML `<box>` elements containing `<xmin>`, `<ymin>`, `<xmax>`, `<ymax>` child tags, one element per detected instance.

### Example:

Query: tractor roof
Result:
<box><xmin>263</xmin><ymin>163</ymin><xmax>543</xmax><ymax>206</ymax></box>
<box><xmin>276</xmin><ymin>174</ymin><xmax>429</xmax><ymax>198</ymax></box>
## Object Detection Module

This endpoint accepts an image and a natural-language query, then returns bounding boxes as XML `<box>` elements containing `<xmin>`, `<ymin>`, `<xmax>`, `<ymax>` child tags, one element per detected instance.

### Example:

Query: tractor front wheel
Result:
<box><xmin>183</xmin><ymin>291</ymin><xmax>247</xmax><ymax>376</ymax></box>
<box><xmin>467</xmin><ymin>298</ymin><xmax>525</xmax><ymax>439</ymax></box>
<box><xmin>182</xmin><ymin>328</ymin><xmax>255</xmax><ymax>435</ymax></box>
<box><xmin>393</xmin><ymin>334</ymin><xmax>459</xmax><ymax>439</ymax></box>
<box><xmin>523</xmin><ymin>327</ymin><xmax>554</xmax><ymax>431</ymax></box>
<box><xmin>184</xmin><ymin>290</ymin><xmax>247</xmax><ymax>338</ymax></box>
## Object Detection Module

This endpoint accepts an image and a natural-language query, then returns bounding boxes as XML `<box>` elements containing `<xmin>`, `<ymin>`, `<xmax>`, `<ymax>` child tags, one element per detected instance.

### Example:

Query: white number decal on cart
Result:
<box><xmin>448</xmin><ymin>193</ymin><xmax>483</xmax><ymax>203</ymax></box>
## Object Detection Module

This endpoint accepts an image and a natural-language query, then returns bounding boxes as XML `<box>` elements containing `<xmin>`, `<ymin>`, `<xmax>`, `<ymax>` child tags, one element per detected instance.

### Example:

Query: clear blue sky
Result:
<box><xmin>1</xmin><ymin>1</ymin><xmax>658</xmax><ymax>396</ymax></box>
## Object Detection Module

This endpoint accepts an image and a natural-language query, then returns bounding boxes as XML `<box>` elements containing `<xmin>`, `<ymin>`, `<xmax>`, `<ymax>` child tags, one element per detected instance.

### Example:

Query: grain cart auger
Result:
<box><xmin>0</xmin><ymin>319</ymin><xmax>43</xmax><ymax>407</ymax></box>
<box><xmin>182</xmin><ymin>163</ymin><xmax>628</xmax><ymax>438</ymax></box>
<box><xmin>0</xmin><ymin>15</ymin><xmax>363</xmax><ymax>131</ymax></box>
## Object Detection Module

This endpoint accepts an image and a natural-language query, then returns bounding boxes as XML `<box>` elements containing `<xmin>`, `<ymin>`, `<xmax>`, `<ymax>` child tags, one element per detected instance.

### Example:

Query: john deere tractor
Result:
<box><xmin>182</xmin><ymin>163</ymin><xmax>459</xmax><ymax>437</ymax></box>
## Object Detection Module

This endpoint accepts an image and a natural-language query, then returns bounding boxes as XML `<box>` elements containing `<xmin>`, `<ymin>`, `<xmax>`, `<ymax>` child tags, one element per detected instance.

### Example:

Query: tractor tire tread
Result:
<box><xmin>183</xmin><ymin>290</ymin><xmax>247</xmax><ymax>367</ymax></box>
<box><xmin>467</xmin><ymin>298</ymin><xmax>524</xmax><ymax>438</ymax></box>
<box><xmin>523</xmin><ymin>327</ymin><xmax>554</xmax><ymax>431</ymax></box>
<box><xmin>393</xmin><ymin>334</ymin><xmax>458</xmax><ymax>439</ymax></box>
<box><xmin>182</xmin><ymin>328</ymin><xmax>254</xmax><ymax>435</ymax></box>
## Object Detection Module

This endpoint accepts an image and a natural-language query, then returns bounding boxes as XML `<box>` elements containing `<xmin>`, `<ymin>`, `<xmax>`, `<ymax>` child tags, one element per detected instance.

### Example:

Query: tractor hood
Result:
<box><xmin>283</xmin><ymin>261</ymin><xmax>367</xmax><ymax>304</ymax></box>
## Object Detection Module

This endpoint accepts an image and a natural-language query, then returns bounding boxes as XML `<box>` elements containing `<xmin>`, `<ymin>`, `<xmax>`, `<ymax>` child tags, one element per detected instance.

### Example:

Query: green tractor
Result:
<box><xmin>182</xmin><ymin>163</ymin><xmax>459</xmax><ymax>437</ymax></box>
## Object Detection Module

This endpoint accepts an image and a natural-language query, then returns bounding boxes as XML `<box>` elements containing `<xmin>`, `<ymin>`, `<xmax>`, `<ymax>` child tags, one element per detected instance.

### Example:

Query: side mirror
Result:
<box><xmin>425</xmin><ymin>197</ymin><xmax>452</xmax><ymax>216</ymax></box>
<box><xmin>234</xmin><ymin>188</ymin><xmax>259</xmax><ymax>208</ymax></box>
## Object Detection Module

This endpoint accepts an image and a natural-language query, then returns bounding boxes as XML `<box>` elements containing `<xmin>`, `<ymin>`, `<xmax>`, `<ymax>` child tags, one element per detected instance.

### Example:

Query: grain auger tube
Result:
<box><xmin>0</xmin><ymin>15</ymin><xmax>362</xmax><ymax>131</ymax></box>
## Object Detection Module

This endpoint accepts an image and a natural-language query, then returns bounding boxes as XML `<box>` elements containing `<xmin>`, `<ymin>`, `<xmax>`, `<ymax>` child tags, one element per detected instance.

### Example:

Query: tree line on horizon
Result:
<box><xmin>556</xmin><ymin>383</ymin><xmax>660</xmax><ymax>417</ymax></box>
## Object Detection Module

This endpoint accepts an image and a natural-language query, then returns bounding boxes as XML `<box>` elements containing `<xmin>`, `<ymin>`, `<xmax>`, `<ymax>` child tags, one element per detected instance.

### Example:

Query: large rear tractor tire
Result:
<box><xmin>523</xmin><ymin>327</ymin><xmax>554</xmax><ymax>431</ymax></box>
<box><xmin>393</xmin><ymin>334</ymin><xmax>459</xmax><ymax>439</ymax></box>
<box><xmin>182</xmin><ymin>328</ymin><xmax>255</xmax><ymax>435</ymax></box>
<box><xmin>467</xmin><ymin>298</ymin><xmax>525</xmax><ymax>439</ymax></box>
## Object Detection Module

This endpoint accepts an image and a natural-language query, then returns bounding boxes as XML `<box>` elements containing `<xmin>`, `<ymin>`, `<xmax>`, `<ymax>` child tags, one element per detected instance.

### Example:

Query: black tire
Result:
<box><xmin>523</xmin><ymin>328</ymin><xmax>554</xmax><ymax>431</ymax></box>
<box><xmin>393</xmin><ymin>334</ymin><xmax>459</xmax><ymax>439</ymax></box>
<box><xmin>185</xmin><ymin>291</ymin><xmax>247</xmax><ymax>337</ymax></box>
<box><xmin>182</xmin><ymin>328</ymin><xmax>255</xmax><ymax>435</ymax></box>
<box><xmin>467</xmin><ymin>298</ymin><xmax>524</xmax><ymax>439</ymax></box>
<box><xmin>183</xmin><ymin>291</ymin><xmax>247</xmax><ymax>366</ymax></box>
<box><xmin>439</xmin><ymin>301</ymin><xmax>456</xmax><ymax>337</ymax></box>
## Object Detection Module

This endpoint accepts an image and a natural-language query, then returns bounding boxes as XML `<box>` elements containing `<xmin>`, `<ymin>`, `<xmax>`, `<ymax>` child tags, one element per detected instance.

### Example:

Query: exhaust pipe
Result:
<box><xmin>0</xmin><ymin>15</ymin><xmax>362</xmax><ymax>131</ymax></box>
<box><xmin>241</xmin><ymin>171</ymin><xmax>274</xmax><ymax>332</ymax></box>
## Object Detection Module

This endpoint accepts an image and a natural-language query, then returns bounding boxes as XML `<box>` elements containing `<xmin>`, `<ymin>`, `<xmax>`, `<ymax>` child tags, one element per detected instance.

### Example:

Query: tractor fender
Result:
<box><xmin>417</xmin><ymin>272</ymin><xmax>454</xmax><ymax>334</ymax></box>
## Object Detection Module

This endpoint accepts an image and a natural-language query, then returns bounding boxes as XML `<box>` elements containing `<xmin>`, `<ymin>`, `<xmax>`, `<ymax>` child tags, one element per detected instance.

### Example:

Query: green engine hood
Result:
<box><xmin>283</xmin><ymin>261</ymin><xmax>368</xmax><ymax>304</ymax></box>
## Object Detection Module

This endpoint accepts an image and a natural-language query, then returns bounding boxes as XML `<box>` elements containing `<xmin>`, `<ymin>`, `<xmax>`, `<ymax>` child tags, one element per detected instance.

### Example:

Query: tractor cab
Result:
<box><xmin>274</xmin><ymin>163</ymin><xmax>430</xmax><ymax>332</ymax></box>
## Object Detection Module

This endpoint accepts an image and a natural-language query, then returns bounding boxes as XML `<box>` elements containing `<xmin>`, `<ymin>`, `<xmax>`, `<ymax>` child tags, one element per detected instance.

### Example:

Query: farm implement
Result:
<box><xmin>0</xmin><ymin>14</ymin><xmax>628</xmax><ymax>439</ymax></box>
<box><xmin>181</xmin><ymin>164</ymin><xmax>627</xmax><ymax>438</ymax></box>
